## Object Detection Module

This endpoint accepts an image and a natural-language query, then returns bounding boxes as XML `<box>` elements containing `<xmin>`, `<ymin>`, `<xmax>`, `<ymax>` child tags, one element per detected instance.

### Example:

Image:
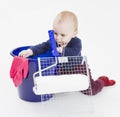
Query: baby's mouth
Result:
<box><xmin>57</xmin><ymin>42</ymin><xmax>63</xmax><ymax>46</ymax></box>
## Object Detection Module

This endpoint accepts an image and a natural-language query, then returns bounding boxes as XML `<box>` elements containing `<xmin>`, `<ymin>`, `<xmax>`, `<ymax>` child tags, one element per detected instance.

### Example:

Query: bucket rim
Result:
<box><xmin>10</xmin><ymin>46</ymin><xmax>37</xmax><ymax>61</ymax></box>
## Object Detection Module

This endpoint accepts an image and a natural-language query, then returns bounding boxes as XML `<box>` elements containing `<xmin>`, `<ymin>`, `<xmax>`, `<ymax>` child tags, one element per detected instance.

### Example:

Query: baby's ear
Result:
<box><xmin>72</xmin><ymin>30</ymin><xmax>78</xmax><ymax>38</ymax></box>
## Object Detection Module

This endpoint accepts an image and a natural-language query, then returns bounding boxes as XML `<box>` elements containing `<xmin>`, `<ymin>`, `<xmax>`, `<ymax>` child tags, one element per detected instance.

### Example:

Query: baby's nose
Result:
<box><xmin>56</xmin><ymin>35</ymin><xmax>62</xmax><ymax>41</ymax></box>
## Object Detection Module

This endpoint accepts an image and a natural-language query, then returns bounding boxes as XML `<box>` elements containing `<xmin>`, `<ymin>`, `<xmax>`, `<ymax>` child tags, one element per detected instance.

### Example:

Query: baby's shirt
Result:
<box><xmin>30</xmin><ymin>37</ymin><xmax>82</xmax><ymax>57</ymax></box>
<box><xmin>62</xmin><ymin>37</ymin><xmax>82</xmax><ymax>56</ymax></box>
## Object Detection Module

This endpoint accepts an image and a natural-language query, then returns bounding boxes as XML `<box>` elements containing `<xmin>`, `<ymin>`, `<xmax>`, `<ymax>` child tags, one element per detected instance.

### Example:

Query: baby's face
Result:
<box><xmin>53</xmin><ymin>21</ymin><xmax>77</xmax><ymax>47</ymax></box>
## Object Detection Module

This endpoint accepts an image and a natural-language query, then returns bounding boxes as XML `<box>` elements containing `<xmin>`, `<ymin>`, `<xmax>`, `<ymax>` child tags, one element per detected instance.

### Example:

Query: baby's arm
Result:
<box><xmin>60</xmin><ymin>38</ymin><xmax>82</xmax><ymax>56</ymax></box>
<box><xmin>18</xmin><ymin>49</ymin><xmax>33</xmax><ymax>57</ymax></box>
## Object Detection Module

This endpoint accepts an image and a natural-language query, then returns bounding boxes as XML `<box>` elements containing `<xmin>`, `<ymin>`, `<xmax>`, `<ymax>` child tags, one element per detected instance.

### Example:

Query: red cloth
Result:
<box><xmin>10</xmin><ymin>56</ymin><xmax>28</xmax><ymax>87</ymax></box>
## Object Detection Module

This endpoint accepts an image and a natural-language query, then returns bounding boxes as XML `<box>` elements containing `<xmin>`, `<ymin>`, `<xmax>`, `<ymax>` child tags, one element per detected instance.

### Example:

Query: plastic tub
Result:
<box><xmin>10</xmin><ymin>46</ymin><xmax>54</xmax><ymax>102</ymax></box>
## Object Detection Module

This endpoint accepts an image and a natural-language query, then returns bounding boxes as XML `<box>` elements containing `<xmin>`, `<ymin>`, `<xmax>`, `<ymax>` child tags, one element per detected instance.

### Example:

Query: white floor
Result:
<box><xmin>0</xmin><ymin>0</ymin><xmax>120</xmax><ymax>117</ymax></box>
<box><xmin>1</xmin><ymin>71</ymin><xmax>120</xmax><ymax>117</ymax></box>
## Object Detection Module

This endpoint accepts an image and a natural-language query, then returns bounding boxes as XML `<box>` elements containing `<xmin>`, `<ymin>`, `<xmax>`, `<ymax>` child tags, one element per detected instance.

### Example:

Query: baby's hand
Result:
<box><xmin>57</xmin><ymin>43</ymin><xmax>67</xmax><ymax>53</ymax></box>
<box><xmin>18</xmin><ymin>49</ymin><xmax>33</xmax><ymax>57</ymax></box>
<box><xmin>57</xmin><ymin>47</ymin><xmax>63</xmax><ymax>53</ymax></box>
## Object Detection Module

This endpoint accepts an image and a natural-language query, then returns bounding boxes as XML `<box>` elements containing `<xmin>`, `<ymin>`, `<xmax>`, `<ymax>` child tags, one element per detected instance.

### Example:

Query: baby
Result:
<box><xmin>19</xmin><ymin>11</ymin><xmax>82</xmax><ymax>57</ymax></box>
<box><xmin>18</xmin><ymin>10</ymin><xmax>115</xmax><ymax>95</ymax></box>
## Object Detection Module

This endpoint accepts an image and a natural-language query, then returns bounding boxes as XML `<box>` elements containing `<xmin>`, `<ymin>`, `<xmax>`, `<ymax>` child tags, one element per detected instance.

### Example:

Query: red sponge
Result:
<box><xmin>98</xmin><ymin>76</ymin><xmax>116</xmax><ymax>86</ymax></box>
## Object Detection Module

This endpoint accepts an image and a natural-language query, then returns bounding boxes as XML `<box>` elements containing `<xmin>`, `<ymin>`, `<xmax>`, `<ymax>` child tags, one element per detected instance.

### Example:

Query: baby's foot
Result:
<box><xmin>98</xmin><ymin>76</ymin><xmax>116</xmax><ymax>86</ymax></box>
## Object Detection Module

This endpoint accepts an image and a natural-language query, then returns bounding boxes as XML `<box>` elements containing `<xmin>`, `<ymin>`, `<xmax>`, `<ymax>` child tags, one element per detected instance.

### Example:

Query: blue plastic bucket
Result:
<box><xmin>10</xmin><ymin>46</ymin><xmax>54</xmax><ymax>102</ymax></box>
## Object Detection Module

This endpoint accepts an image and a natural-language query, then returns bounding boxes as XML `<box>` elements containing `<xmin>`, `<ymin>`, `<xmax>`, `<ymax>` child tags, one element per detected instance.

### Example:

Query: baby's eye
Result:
<box><xmin>61</xmin><ymin>34</ymin><xmax>65</xmax><ymax>37</ymax></box>
<box><xmin>54</xmin><ymin>32</ymin><xmax>58</xmax><ymax>36</ymax></box>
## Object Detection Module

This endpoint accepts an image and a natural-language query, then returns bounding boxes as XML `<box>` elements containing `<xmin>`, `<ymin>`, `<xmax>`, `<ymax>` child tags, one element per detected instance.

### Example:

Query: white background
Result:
<box><xmin>0</xmin><ymin>0</ymin><xmax>120</xmax><ymax>117</ymax></box>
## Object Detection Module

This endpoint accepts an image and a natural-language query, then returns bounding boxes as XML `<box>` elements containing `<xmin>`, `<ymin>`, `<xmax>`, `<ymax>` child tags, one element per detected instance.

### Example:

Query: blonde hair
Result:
<box><xmin>53</xmin><ymin>11</ymin><xmax>78</xmax><ymax>32</ymax></box>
